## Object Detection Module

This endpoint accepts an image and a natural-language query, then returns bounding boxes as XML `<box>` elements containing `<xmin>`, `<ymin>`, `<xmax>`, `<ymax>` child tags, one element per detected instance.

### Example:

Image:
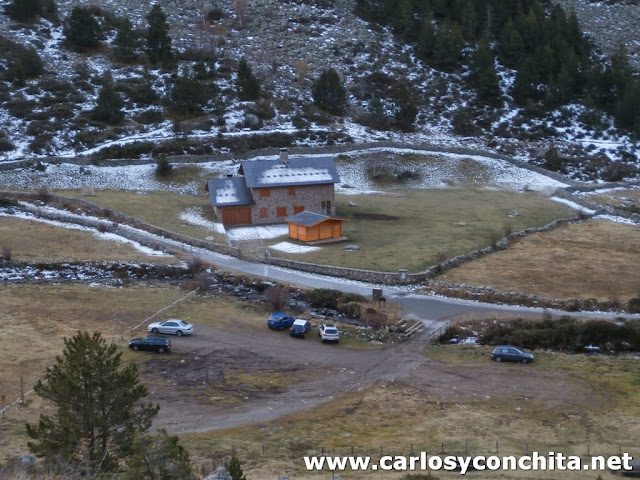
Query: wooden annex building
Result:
<box><xmin>287</xmin><ymin>211</ymin><xmax>348</xmax><ymax>243</ymax></box>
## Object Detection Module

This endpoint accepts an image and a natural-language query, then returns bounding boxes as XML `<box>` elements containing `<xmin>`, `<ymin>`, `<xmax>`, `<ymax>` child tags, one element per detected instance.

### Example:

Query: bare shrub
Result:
<box><xmin>2</xmin><ymin>245</ymin><xmax>12</xmax><ymax>261</ymax></box>
<box><xmin>362</xmin><ymin>307</ymin><xmax>388</xmax><ymax>330</ymax></box>
<box><xmin>265</xmin><ymin>285</ymin><xmax>290</xmax><ymax>310</ymax></box>
<box><xmin>36</xmin><ymin>187</ymin><xmax>50</xmax><ymax>203</ymax></box>
<box><xmin>503</xmin><ymin>221</ymin><xmax>512</xmax><ymax>236</ymax></box>
<box><xmin>436</xmin><ymin>250</ymin><xmax>448</xmax><ymax>264</ymax></box>
<box><xmin>188</xmin><ymin>256</ymin><xmax>207</xmax><ymax>275</ymax></box>
<box><xmin>489</xmin><ymin>231</ymin><xmax>500</xmax><ymax>249</ymax></box>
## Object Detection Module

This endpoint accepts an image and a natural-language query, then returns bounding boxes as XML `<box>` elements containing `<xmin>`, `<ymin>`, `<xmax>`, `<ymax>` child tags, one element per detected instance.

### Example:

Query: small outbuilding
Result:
<box><xmin>287</xmin><ymin>211</ymin><xmax>348</xmax><ymax>243</ymax></box>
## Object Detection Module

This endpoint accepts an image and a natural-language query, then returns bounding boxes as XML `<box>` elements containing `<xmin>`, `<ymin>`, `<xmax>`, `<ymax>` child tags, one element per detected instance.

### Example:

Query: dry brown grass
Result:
<box><xmin>183</xmin><ymin>374</ymin><xmax>640</xmax><ymax>480</ymax></box>
<box><xmin>437</xmin><ymin>219</ymin><xmax>640</xmax><ymax>301</ymax></box>
<box><xmin>0</xmin><ymin>217</ymin><xmax>180</xmax><ymax>264</ymax></box>
<box><xmin>55</xmin><ymin>189</ymin><xmax>227</xmax><ymax>244</ymax></box>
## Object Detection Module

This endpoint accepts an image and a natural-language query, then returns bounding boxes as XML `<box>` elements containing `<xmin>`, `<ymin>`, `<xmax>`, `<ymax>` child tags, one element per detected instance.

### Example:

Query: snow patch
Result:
<box><xmin>269</xmin><ymin>242</ymin><xmax>321</xmax><ymax>254</ymax></box>
<box><xmin>226</xmin><ymin>224</ymin><xmax>289</xmax><ymax>241</ymax></box>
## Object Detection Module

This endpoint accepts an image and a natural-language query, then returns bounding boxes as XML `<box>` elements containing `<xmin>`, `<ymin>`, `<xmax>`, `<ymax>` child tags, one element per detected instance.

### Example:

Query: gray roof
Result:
<box><xmin>206</xmin><ymin>178</ymin><xmax>253</xmax><ymax>207</ymax></box>
<box><xmin>287</xmin><ymin>211</ymin><xmax>347</xmax><ymax>227</ymax></box>
<box><xmin>239</xmin><ymin>156</ymin><xmax>340</xmax><ymax>188</ymax></box>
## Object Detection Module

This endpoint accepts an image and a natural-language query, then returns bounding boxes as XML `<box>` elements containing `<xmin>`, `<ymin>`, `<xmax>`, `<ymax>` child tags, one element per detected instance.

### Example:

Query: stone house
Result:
<box><xmin>206</xmin><ymin>149</ymin><xmax>341</xmax><ymax>226</ymax></box>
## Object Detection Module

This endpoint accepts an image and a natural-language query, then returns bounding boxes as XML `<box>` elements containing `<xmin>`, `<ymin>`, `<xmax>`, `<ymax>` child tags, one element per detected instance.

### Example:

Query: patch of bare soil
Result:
<box><xmin>147</xmin><ymin>326</ymin><xmax>606</xmax><ymax>435</ymax></box>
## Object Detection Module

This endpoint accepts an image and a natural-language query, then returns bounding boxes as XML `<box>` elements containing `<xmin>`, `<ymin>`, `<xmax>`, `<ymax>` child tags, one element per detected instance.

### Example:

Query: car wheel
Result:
<box><xmin>176</xmin><ymin>330</ymin><xmax>183</xmax><ymax>337</ymax></box>
<box><xmin>133</xmin><ymin>345</ymin><xmax>139</xmax><ymax>351</ymax></box>
<box><xmin>158</xmin><ymin>347</ymin><xmax>165</xmax><ymax>353</ymax></box>
<box><xmin>151</xmin><ymin>328</ymin><xmax>159</xmax><ymax>333</ymax></box>
<box><xmin>521</xmin><ymin>358</ymin><xmax>529</xmax><ymax>364</ymax></box>
<box><xmin>495</xmin><ymin>356</ymin><xmax>502</xmax><ymax>362</ymax></box>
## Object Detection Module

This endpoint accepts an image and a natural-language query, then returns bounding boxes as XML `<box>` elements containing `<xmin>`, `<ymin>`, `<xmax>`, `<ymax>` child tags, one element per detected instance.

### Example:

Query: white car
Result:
<box><xmin>318</xmin><ymin>323</ymin><xmax>340</xmax><ymax>343</ymax></box>
<box><xmin>148</xmin><ymin>319</ymin><xmax>193</xmax><ymax>336</ymax></box>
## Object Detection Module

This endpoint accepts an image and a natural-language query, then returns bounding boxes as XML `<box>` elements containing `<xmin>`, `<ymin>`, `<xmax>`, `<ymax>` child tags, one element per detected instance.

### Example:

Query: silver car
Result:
<box><xmin>318</xmin><ymin>323</ymin><xmax>340</xmax><ymax>343</ymax></box>
<box><xmin>148</xmin><ymin>319</ymin><xmax>194</xmax><ymax>336</ymax></box>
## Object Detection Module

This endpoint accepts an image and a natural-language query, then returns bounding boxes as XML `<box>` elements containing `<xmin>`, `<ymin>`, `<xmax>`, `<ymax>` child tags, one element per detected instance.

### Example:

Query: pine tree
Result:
<box><xmin>366</xmin><ymin>94</ymin><xmax>388</xmax><ymax>130</ymax></box>
<box><xmin>7</xmin><ymin>47</ymin><xmax>44</xmax><ymax>85</ymax></box>
<box><xmin>470</xmin><ymin>38</ymin><xmax>501</xmax><ymax>106</ymax></box>
<box><xmin>114</xmin><ymin>17</ymin><xmax>141</xmax><ymax>63</ymax></box>
<box><xmin>92</xmin><ymin>75</ymin><xmax>125</xmax><ymax>124</ymax></box>
<box><xmin>236</xmin><ymin>57</ymin><xmax>261</xmax><ymax>100</ymax></box>
<box><xmin>227</xmin><ymin>453</ymin><xmax>247</xmax><ymax>480</ymax></box>
<box><xmin>64</xmin><ymin>6</ymin><xmax>102</xmax><ymax>50</ymax></box>
<box><xmin>312</xmin><ymin>68</ymin><xmax>346</xmax><ymax>116</ymax></box>
<box><xmin>146</xmin><ymin>4</ymin><xmax>173</xmax><ymax>66</ymax></box>
<box><xmin>431</xmin><ymin>24</ymin><xmax>464</xmax><ymax>72</ymax></box>
<box><xmin>26</xmin><ymin>331</ymin><xmax>159</xmax><ymax>473</ymax></box>
<box><xmin>391</xmin><ymin>83</ymin><xmax>417</xmax><ymax>132</ymax></box>
<box><xmin>8</xmin><ymin>0</ymin><xmax>41</xmax><ymax>21</ymax></box>
<box><xmin>169</xmin><ymin>68</ymin><xmax>208</xmax><ymax>116</ymax></box>
<box><xmin>124</xmin><ymin>429</ymin><xmax>195</xmax><ymax>480</ymax></box>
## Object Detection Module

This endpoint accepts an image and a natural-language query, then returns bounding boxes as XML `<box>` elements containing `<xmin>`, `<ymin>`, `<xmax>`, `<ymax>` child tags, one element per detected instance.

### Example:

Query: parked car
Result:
<box><xmin>267</xmin><ymin>312</ymin><xmax>296</xmax><ymax>330</ymax></box>
<box><xmin>318</xmin><ymin>323</ymin><xmax>340</xmax><ymax>343</ymax></box>
<box><xmin>491</xmin><ymin>345</ymin><xmax>534</xmax><ymax>363</ymax></box>
<box><xmin>148</xmin><ymin>319</ymin><xmax>193</xmax><ymax>336</ymax></box>
<box><xmin>290</xmin><ymin>319</ymin><xmax>311</xmax><ymax>338</ymax></box>
<box><xmin>129</xmin><ymin>336</ymin><xmax>171</xmax><ymax>353</ymax></box>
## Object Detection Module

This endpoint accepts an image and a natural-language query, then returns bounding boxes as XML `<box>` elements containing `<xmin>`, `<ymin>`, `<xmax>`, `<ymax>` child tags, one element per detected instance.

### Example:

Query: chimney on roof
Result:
<box><xmin>279</xmin><ymin>147</ymin><xmax>289</xmax><ymax>165</ymax></box>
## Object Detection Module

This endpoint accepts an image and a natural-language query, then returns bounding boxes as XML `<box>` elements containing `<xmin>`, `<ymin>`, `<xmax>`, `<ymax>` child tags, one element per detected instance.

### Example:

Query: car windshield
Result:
<box><xmin>325</xmin><ymin>328</ymin><xmax>338</xmax><ymax>334</ymax></box>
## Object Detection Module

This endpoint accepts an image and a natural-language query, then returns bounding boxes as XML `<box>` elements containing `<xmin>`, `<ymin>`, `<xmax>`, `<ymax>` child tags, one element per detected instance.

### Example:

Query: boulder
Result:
<box><xmin>203</xmin><ymin>466</ymin><xmax>232</xmax><ymax>480</ymax></box>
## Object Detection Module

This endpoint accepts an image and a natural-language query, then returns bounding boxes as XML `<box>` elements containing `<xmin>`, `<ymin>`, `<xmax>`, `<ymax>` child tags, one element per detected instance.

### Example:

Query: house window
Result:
<box><xmin>260</xmin><ymin>188</ymin><xmax>271</xmax><ymax>198</ymax></box>
<box><xmin>288</xmin><ymin>186</ymin><xmax>296</xmax><ymax>196</ymax></box>
<box><xmin>276</xmin><ymin>206</ymin><xmax>287</xmax><ymax>217</ymax></box>
<box><xmin>260</xmin><ymin>207</ymin><xmax>268</xmax><ymax>218</ymax></box>
<box><xmin>321</xmin><ymin>201</ymin><xmax>331</xmax><ymax>214</ymax></box>
<box><xmin>294</xmin><ymin>205</ymin><xmax>304</xmax><ymax>214</ymax></box>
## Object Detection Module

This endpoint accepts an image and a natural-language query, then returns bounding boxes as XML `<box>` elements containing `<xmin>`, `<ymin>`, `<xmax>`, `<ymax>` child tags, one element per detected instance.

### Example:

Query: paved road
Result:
<box><xmin>190</xmin><ymin>246</ymin><xmax>639</xmax><ymax>330</ymax></box>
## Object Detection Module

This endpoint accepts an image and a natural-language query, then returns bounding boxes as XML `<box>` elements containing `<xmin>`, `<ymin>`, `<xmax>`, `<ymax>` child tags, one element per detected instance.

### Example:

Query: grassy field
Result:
<box><xmin>437</xmin><ymin>219</ymin><xmax>640</xmax><ymax>301</ymax></box>
<box><xmin>0</xmin><ymin>216</ymin><xmax>181</xmax><ymax>264</ymax></box>
<box><xmin>55</xmin><ymin>189</ymin><xmax>227</xmax><ymax>244</ymax></box>
<box><xmin>182</xmin><ymin>346</ymin><xmax>640</xmax><ymax>479</ymax></box>
<box><xmin>269</xmin><ymin>189</ymin><xmax>577</xmax><ymax>272</ymax></box>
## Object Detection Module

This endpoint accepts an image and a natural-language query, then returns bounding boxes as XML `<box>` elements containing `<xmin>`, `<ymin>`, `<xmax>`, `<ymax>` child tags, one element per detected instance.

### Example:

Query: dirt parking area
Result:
<box><xmin>143</xmin><ymin>325</ymin><xmax>606</xmax><ymax>435</ymax></box>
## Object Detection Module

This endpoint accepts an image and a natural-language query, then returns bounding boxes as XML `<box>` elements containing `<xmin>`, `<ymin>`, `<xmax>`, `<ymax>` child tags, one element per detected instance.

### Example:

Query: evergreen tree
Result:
<box><xmin>312</xmin><ymin>68</ymin><xmax>346</xmax><ymax>116</ymax></box>
<box><xmin>430</xmin><ymin>24</ymin><xmax>464</xmax><ymax>72</ymax></box>
<box><xmin>7</xmin><ymin>0</ymin><xmax>41</xmax><ymax>21</ymax></box>
<box><xmin>366</xmin><ymin>94</ymin><xmax>388</xmax><ymax>129</ymax></box>
<box><xmin>26</xmin><ymin>331</ymin><xmax>159</xmax><ymax>473</ymax></box>
<box><xmin>391</xmin><ymin>83</ymin><xmax>418</xmax><ymax>132</ymax></box>
<box><xmin>227</xmin><ymin>453</ymin><xmax>247</xmax><ymax>480</ymax></box>
<box><xmin>7</xmin><ymin>47</ymin><xmax>44</xmax><ymax>85</ymax></box>
<box><xmin>155</xmin><ymin>154</ymin><xmax>173</xmax><ymax>177</ymax></box>
<box><xmin>615</xmin><ymin>80</ymin><xmax>640</xmax><ymax>133</ymax></box>
<box><xmin>498</xmin><ymin>17</ymin><xmax>525</xmax><ymax>68</ymax></box>
<box><xmin>416</xmin><ymin>15</ymin><xmax>435</xmax><ymax>60</ymax></box>
<box><xmin>114</xmin><ymin>17</ymin><xmax>141</xmax><ymax>63</ymax></box>
<box><xmin>236</xmin><ymin>57</ymin><xmax>261</xmax><ymax>100</ymax></box>
<box><xmin>169</xmin><ymin>68</ymin><xmax>209</xmax><ymax>116</ymax></box>
<box><xmin>92</xmin><ymin>74</ymin><xmax>124</xmax><ymax>124</ymax></box>
<box><xmin>124</xmin><ymin>429</ymin><xmax>195</xmax><ymax>480</ymax></box>
<box><xmin>459</xmin><ymin>0</ymin><xmax>478</xmax><ymax>41</ymax></box>
<box><xmin>543</xmin><ymin>144</ymin><xmax>565</xmax><ymax>172</ymax></box>
<box><xmin>146</xmin><ymin>4</ymin><xmax>173</xmax><ymax>66</ymax></box>
<box><xmin>469</xmin><ymin>38</ymin><xmax>501</xmax><ymax>106</ymax></box>
<box><xmin>64</xmin><ymin>6</ymin><xmax>102</xmax><ymax>50</ymax></box>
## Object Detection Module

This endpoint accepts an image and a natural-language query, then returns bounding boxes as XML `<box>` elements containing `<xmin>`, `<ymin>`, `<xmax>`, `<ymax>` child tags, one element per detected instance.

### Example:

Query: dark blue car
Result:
<box><xmin>267</xmin><ymin>312</ymin><xmax>295</xmax><ymax>330</ymax></box>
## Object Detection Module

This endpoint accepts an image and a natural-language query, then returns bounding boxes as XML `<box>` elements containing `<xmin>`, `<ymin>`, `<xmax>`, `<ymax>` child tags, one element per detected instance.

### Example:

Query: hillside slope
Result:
<box><xmin>0</xmin><ymin>0</ymin><xmax>638</xmax><ymax>183</ymax></box>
